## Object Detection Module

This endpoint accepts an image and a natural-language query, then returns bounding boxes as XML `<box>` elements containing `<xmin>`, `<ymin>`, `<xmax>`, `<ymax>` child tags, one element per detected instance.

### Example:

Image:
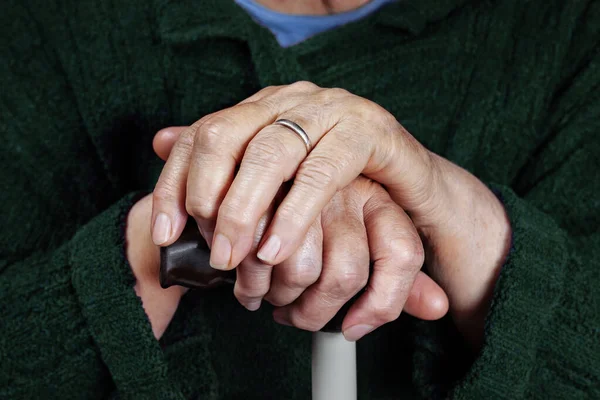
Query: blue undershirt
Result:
<box><xmin>234</xmin><ymin>0</ymin><xmax>398</xmax><ymax>47</ymax></box>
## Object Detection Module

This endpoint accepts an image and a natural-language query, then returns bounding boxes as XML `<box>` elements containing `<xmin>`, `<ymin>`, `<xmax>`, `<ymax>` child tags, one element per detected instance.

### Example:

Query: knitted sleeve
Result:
<box><xmin>450</xmin><ymin>5</ymin><xmax>600</xmax><ymax>398</ymax></box>
<box><xmin>0</xmin><ymin>2</ymin><xmax>183</xmax><ymax>399</ymax></box>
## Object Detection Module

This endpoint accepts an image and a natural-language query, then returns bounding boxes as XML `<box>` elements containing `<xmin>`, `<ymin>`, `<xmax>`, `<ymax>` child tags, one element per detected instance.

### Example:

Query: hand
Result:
<box><xmin>154</xmin><ymin>128</ymin><xmax>449</xmax><ymax>340</ymax></box>
<box><xmin>126</xmin><ymin>193</ymin><xmax>187</xmax><ymax>340</ymax></box>
<box><xmin>152</xmin><ymin>82</ymin><xmax>511</xmax><ymax>345</ymax></box>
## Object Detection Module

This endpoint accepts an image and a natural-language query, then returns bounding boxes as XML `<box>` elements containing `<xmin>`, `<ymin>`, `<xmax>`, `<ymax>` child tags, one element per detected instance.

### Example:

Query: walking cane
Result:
<box><xmin>160</xmin><ymin>218</ymin><xmax>358</xmax><ymax>400</ymax></box>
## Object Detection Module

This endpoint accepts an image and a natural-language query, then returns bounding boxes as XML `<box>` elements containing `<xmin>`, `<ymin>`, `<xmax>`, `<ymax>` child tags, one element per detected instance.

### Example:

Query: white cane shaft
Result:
<box><xmin>312</xmin><ymin>331</ymin><xmax>357</xmax><ymax>400</ymax></box>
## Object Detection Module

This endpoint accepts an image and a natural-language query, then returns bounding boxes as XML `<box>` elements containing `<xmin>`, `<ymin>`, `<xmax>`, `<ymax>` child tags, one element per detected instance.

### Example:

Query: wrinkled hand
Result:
<box><xmin>153</xmin><ymin>128</ymin><xmax>449</xmax><ymax>341</ymax></box>
<box><xmin>152</xmin><ymin>82</ymin><xmax>511</xmax><ymax>346</ymax></box>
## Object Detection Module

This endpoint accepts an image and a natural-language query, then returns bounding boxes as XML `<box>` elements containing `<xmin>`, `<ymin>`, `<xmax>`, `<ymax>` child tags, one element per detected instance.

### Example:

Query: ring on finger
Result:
<box><xmin>273</xmin><ymin>119</ymin><xmax>313</xmax><ymax>154</ymax></box>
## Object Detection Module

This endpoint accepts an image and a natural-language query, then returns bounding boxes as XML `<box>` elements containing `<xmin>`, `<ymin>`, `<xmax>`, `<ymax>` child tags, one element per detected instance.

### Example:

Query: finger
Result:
<box><xmin>255</xmin><ymin>116</ymin><xmax>371</xmax><ymax>266</ymax></box>
<box><xmin>152</xmin><ymin>99</ymin><xmax>276</xmax><ymax>249</ymax></box>
<box><xmin>153</xmin><ymin>127</ymin><xmax>187</xmax><ymax>161</ymax></box>
<box><xmin>264</xmin><ymin>216</ymin><xmax>323</xmax><ymax>307</ymax></box>
<box><xmin>258</xmin><ymin>100</ymin><xmax>434</xmax><ymax>266</ymax></box>
<box><xmin>206</xmin><ymin>82</ymin><xmax>347</xmax><ymax>269</ymax></box>
<box><xmin>185</xmin><ymin>101</ymin><xmax>287</xmax><ymax>268</ymax></box>
<box><xmin>341</xmin><ymin>189</ymin><xmax>427</xmax><ymax>341</ymax></box>
<box><xmin>205</xmin><ymin>83</ymin><xmax>338</xmax><ymax>269</ymax></box>
<box><xmin>272</xmin><ymin>190</ymin><xmax>370</xmax><ymax>331</ymax></box>
<box><xmin>151</xmin><ymin>123</ymin><xmax>197</xmax><ymax>247</ymax></box>
<box><xmin>153</xmin><ymin>83</ymin><xmax>332</xmax><ymax>252</ymax></box>
<box><xmin>402</xmin><ymin>271</ymin><xmax>449</xmax><ymax>320</ymax></box>
<box><xmin>208</xmin><ymin>82</ymin><xmax>350</xmax><ymax>270</ymax></box>
<box><xmin>212</xmin><ymin>110</ymin><xmax>329</xmax><ymax>270</ymax></box>
<box><xmin>233</xmin><ymin>205</ymin><xmax>275</xmax><ymax>311</ymax></box>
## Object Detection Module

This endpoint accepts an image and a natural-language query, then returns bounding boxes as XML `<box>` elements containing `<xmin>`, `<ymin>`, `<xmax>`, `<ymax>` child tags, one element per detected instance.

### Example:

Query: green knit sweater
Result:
<box><xmin>1</xmin><ymin>0</ymin><xmax>599</xmax><ymax>398</ymax></box>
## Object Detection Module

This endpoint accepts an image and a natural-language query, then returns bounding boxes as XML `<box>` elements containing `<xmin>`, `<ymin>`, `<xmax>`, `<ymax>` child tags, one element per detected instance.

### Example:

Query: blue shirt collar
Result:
<box><xmin>234</xmin><ymin>0</ymin><xmax>398</xmax><ymax>47</ymax></box>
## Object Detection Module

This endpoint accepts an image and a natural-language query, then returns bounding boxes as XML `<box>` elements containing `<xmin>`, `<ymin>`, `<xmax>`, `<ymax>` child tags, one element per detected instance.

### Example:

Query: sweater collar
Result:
<box><xmin>156</xmin><ymin>0</ymin><xmax>477</xmax><ymax>44</ymax></box>
<box><xmin>375</xmin><ymin>0</ymin><xmax>476</xmax><ymax>34</ymax></box>
<box><xmin>155</xmin><ymin>0</ymin><xmax>248</xmax><ymax>44</ymax></box>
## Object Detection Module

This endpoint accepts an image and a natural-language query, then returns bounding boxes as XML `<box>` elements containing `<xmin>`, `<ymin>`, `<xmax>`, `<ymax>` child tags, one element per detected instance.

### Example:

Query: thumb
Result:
<box><xmin>153</xmin><ymin>126</ymin><xmax>188</xmax><ymax>161</ymax></box>
<box><xmin>403</xmin><ymin>271</ymin><xmax>449</xmax><ymax>320</ymax></box>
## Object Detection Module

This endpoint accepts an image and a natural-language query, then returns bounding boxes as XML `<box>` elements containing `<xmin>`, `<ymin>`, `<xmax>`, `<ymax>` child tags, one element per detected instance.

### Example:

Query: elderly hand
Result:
<box><xmin>153</xmin><ymin>128</ymin><xmax>449</xmax><ymax>341</ymax></box>
<box><xmin>126</xmin><ymin>193</ymin><xmax>186</xmax><ymax>340</ymax></box>
<box><xmin>152</xmin><ymin>82</ymin><xmax>511</xmax><ymax>345</ymax></box>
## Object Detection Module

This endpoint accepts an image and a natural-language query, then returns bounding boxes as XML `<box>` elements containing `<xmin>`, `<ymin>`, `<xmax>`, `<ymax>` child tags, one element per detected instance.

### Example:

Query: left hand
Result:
<box><xmin>152</xmin><ymin>82</ymin><xmax>511</xmax><ymax>345</ymax></box>
<box><xmin>153</xmin><ymin>128</ymin><xmax>450</xmax><ymax>340</ymax></box>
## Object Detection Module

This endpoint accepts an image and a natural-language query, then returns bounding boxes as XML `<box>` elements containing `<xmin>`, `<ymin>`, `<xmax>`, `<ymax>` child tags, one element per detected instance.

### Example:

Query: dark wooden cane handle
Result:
<box><xmin>159</xmin><ymin>218</ymin><xmax>235</xmax><ymax>289</ymax></box>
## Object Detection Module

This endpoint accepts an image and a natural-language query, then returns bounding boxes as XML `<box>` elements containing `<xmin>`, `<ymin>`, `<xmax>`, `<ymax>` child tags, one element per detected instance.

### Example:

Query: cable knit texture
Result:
<box><xmin>1</xmin><ymin>0</ymin><xmax>599</xmax><ymax>399</ymax></box>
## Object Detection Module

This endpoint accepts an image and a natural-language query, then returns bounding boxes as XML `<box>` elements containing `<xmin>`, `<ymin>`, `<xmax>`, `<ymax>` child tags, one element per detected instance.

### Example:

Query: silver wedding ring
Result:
<box><xmin>273</xmin><ymin>119</ymin><xmax>313</xmax><ymax>153</ymax></box>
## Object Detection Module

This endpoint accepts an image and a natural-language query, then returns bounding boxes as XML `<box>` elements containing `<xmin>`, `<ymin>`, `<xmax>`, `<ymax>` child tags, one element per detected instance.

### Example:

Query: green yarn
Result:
<box><xmin>1</xmin><ymin>0</ymin><xmax>598</xmax><ymax>398</ymax></box>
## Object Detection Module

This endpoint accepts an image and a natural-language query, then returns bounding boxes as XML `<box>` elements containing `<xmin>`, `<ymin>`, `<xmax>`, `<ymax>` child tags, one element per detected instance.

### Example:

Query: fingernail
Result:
<box><xmin>245</xmin><ymin>299</ymin><xmax>262</xmax><ymax>312</ymax></box>
<box><xmin>257</xmin><ymin>235</ymin><xmax>281</xmax><ymax>263</ymax></box>
<box><xmin>343</xmin><ymin>324</ymin><xmax>374</xmax><ymax>342</ymax></box>
<box><xmin>152</xmin><ymin>213</ymin><xmax>172</xmax><ymax>245</ymax></box>
<box><xmin>273</xmin><ymin>309</ymin><xmax>292</xmax><ymax>326</ymax></box>
<box><xmin>210</xmin><ymin>233</ymin><xmax>232</xmax><ymax>270</ymax></box>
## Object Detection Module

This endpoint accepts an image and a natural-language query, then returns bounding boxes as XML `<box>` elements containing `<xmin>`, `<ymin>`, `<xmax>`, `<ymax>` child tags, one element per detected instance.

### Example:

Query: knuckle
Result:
<box><xmin>273</xmin><ymin>204</ymin><xmax>306</xmax><ymax>230</ymax></box>
<box><xmin>185</xmin><ymin>196</ymin><xmax>216</xmax><ymax>220</ymax></box>
<box><xmin>176</xmin><ymin>128</ymin><xmax>196</xmax><ymax>150</ymax></box>
<box><xmin>342</xmin><ymin>270</ymin><xmax>370</xmax><ymax>293</ymax></box>
<box><xmin>373</xmin><ymin>302</ymin><xmax>401</xmax><ymax>323</ymax></box>
<box><xmin>280</xmin><ymin>261</ymin><xmax>321</xmax><ymax>290</ymax></box>
<box><xmin>255</xmin><ymin>85</ymin><xmax>279</xmax><ymax>98</ymax></box>
<box><xmin>290</xmin><ymin>80</ymin><xmax>319</xmax><ymax>92</ymax></box>
<box><xmin>362</xmin><ymin>97</ymin><xmax>383</xmax><ymax>114</ymax></box>
<box><xmin>195</xmin><ymin>115</ymin><xmax>227</xmax><ymax>149</ymax></box>
<box><xmin>254</xmin><ymin>96</ymin><xmax>278</xmax><ymax>112</ymax></box>
<box><xmin>218</xmin><ymin>202</ymin><xmax>255</xmax><ymax>231</ymax></box>
<box><xmin>395</xmin><ymin>239</ymin><xmax>425</xmax><ymax>271</ymax></box>
<box><xmin>321</xmin><ymin>269</ymin><xmax>368</xmax><ymax>300</ymax></box>
<box><xmin>234</xmin><ymin>263</ymin><xmax>273</xmax><ymax>300</ymax></box>
<box><xmin>264</xmin><ymin>293</ymin><xmax>288</xmax><ymax>307</ymax></box>
<box><xmin>153</xmin><ymin>183</ymin><xmax>178</xmax><ymax>204</ymax></box>
<box><xmin>234</xmin><ymin>282</ymin><xmax>269</xmax><ymax>301</ymax></box>
<box><xmin>329</xmin><ymin>87</ymin><xmax>350</xmax><ymax>97</ymax></box>
<box><xmin>244</xmin><ymin>136</ymin><xmax>289</xmax><ymax>167</ymax></box>
<box><xmin>349</xmin><ymin>97</ymin><xmax>382</xmax><ymax>121</ymax></box>
<box><xmin>296</xmin><ymin>157</ymin><xmax>339</xmax><ymax>191</ymax></box>
<box><xmin>319</xmin><ymin>87</ymin><xmax>350</xmax><ymax>102</ymax></box>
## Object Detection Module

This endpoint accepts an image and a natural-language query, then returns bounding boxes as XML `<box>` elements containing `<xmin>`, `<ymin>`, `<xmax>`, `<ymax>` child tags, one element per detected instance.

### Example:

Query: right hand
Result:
<box><xmin>153</xmin><ymin>128</ymin><xmax>449</xmax><ymax>341</ymax></box>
